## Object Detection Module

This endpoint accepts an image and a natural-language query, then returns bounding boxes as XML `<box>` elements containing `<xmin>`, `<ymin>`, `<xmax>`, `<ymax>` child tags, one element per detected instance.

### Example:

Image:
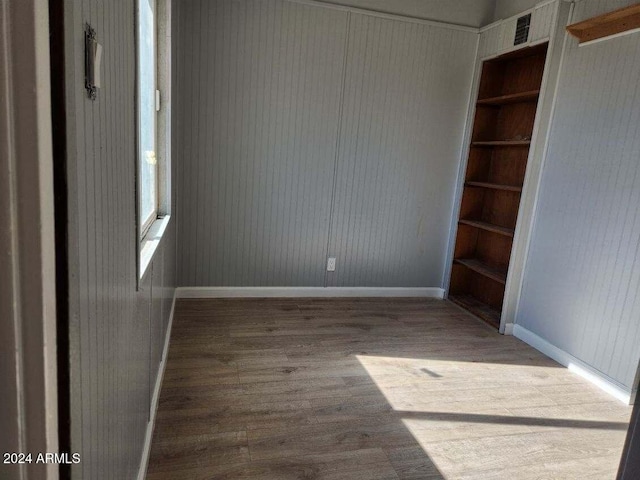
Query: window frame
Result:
<box><xmin>137</xmin><ymin>0</ymin><xmax>159</xmax><ymax>242</ymax></box>
<box><xmin>136</xmin><ymin>0</ymin><xmax>173</xmax><ymax>285</ymax></box>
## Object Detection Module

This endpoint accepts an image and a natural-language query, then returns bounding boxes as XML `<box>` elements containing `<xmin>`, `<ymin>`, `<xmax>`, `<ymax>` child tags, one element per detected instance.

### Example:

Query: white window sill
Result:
<box><xmin>139</xmin><ymin>215</ymin><xmax>171</xmax><ymax>281</ymax></box>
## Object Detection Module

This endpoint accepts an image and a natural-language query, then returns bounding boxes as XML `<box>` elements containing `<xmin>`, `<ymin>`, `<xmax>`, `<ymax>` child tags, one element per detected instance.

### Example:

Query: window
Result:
<box><xmin>137</xmin><ymin>0</ymin><xmax>157</xmax><ymax>238</ymax></box>
<box><xmin>137</xmin><ymin>0</ymin><xmax>170</xmax><ymax>281</ymax></box>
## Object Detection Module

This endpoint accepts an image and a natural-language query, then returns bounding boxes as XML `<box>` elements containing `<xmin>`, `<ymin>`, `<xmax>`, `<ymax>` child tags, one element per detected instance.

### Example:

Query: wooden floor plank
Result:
<box><xmin>147</xmin><ymin>448</ymin><xmax>399</xmax><ymax>480</ymax></box>
<box><xmin>147</xmin><ymin>298</ymin><xmax>631</xmax><ymax>479</ymax></box>
<box><xmin>148</xmin><ymin>431</ymin><xmax>250</xmax><ymax>474</ymax></box>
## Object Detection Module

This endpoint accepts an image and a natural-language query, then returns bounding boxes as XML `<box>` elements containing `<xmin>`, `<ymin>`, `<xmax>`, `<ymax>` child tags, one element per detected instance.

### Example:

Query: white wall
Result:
<box><xmin>516</xmin><ymin>0</ymin><xmax>640</xmax><ymax>396</ymax></box>
<box><xmin>327</xmin><ymin>14</ymin><xmax>477</xmax><ymax>287</ymax></box>
<box><xmin>63</xmin><ymin>0</ymin><xmax>177</xmax><ymax>478</ymax></box>
<box><xmin>174</xmin><ymin>0</ymin><xmax>477</xmax><ymax>288</ymax></box>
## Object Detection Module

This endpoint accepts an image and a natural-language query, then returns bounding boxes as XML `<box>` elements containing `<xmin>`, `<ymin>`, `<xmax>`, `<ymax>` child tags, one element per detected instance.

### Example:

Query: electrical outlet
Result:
<box><xmin>327</xmin><ymin>257</ymin><xmax>336</xmax><ymax>272</ymax></box>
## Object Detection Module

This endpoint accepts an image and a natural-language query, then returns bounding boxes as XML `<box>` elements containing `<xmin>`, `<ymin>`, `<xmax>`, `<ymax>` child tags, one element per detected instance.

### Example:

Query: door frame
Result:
<box><xmin>0</xmin><ymin>0</ymin><xmax>59</xmax><ymax>478</ymax></box>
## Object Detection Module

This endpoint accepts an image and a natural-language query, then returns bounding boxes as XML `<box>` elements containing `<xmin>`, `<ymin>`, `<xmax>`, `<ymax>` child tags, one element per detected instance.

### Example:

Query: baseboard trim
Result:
<box><xmin>513</xmin><ymin>325</ymin><xmax>631</xmax><ymax>404</ymax></box>
<box><xmin>502</xmin><ymin>323</ymin><xmax>515</xmax><ymax>336</ymax></box>
<box><xmin>136</xmin><ymin>292</ymin><xmax>176</xmax><ymax>480</ymax></box>
<box><xmin>175</xmin><ymin>286</ymin><xmax>445</xmax><ymax>299</ymax></box>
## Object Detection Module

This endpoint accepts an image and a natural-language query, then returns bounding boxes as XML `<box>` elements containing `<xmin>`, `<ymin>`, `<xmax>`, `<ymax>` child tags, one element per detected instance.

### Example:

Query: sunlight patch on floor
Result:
<box><xmin>354</xmin><ymin>354</ymin><xmax>572</xmax><ymax>412</ymax></box>
<box><xmin>356</xmin><ymin>353</ymin><xmax>631</xmax><ymax>479</ymax></box>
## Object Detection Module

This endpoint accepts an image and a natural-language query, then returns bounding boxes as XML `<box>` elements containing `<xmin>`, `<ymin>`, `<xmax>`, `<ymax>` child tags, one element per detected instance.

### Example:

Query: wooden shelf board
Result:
<box><xmin>465</xmin><ymin>181</ymin><xmax>522</xmax><ymax>193</ymax></box>
<box><xmin>471</xmin><ymin>140</ymin><xmax>531</xmax><ymax>147</ymax></box>
<box><xmin>567</xmin><ymin>4</ymin><xmax>640</xmax><ymax>45</ymax></box>
<box><xmin>454</xmin><ymin>258</ymin><xmax>507</xmax><ymax>285</ymax></box>
<box><xmin>477</xmin><ymin>90</ymin><xmax>540</xmax><ymax>106</ymax></box>
<box><xmin>449</xmin><ymin>294</ymin><xmax>501</xmax><ymax>329</ymax></box>
<box><xmin>459</xmin><ymin>219</ymin><xmax>515</xmax><ymax>237</ymax></box>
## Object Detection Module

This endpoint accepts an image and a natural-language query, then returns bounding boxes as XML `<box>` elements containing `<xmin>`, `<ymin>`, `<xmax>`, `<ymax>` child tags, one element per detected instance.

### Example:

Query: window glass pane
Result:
<box><xmin>138</xmin><ymin>0</ymin><xmax>156</xmax><ymax>231</ymax></box>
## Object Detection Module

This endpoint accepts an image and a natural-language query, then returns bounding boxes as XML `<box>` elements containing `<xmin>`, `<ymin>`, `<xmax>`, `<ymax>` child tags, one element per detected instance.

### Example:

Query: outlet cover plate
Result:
<box><xmin>327</xmin><ymin>257</ymin><xmax>336</xmax><ymax>272</ymax></box>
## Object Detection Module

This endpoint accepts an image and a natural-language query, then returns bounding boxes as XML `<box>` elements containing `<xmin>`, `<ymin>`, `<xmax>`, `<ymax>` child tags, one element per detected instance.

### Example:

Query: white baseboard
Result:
<box><xmin>137</xmin><ymin>293</ymin><xmax>176</xmax><ymax>480</ymax></box>
<box><xmin>176</xmin><ymin>286</ymin><xmax>445</xmax><ymax>299</ymax></box>
<box><xmin>513</xmin><ymin>325</ymin><xmax>631</xmax><ymax>405</ymax></box>
<box><xmin>502</xmin><ymin>323</ymin><xmax>515</xmax><ymax>335</ymax></box>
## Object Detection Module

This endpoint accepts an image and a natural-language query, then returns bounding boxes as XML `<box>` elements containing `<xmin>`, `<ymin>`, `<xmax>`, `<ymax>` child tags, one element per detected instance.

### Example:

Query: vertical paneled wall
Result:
<box><xmin>176</xmin><ymin>0</ymin><xmax>347</xmax><ymax>286</ymax></box>
<box><xmin>517</xmin><ymin>0</ymin><xmax>640</xmax><ymax>393</ymax></box>
<box><xmin>63</xmin><ymin>1</ymin><xmax>176</xmax><ymax>478</ymax></box>
<box><xmin>175</xmin><ymin>0</ymin><xmax>477</xmax><ymax>287</ymax></box>
<box><xmin>328</xmin><ymin>15</ymin><xmax>476</xmax><ymax>287</ymax></box>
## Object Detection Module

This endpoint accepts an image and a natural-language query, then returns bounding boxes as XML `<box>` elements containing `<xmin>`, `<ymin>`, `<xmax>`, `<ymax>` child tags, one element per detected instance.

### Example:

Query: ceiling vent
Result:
<box><xmin>514</xmin><ymin>13</ymin><xmax>532</xmax><ymax>46</ymax></box>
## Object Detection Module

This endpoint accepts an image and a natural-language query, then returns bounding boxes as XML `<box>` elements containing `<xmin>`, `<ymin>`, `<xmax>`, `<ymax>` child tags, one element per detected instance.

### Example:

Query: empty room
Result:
<box><xmin>3</xmin><ymin>0</ymin><xmax>640</xmax><ymax>478</ymax></box>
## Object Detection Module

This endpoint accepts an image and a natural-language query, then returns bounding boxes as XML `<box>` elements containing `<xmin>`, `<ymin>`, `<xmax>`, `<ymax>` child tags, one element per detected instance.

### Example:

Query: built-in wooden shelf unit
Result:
<box><xmin>566</xmin><ymin>3</ymin><xmax>640</xmax><ymax>45</ymax></box>
<box><xmin>449</xmin><ymin>42</ymin><xmax>548</xmax><ymax>329</ymax></box>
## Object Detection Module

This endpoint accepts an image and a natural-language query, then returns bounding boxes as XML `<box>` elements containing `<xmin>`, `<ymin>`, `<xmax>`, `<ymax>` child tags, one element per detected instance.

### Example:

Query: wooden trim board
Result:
<box><xmin>567</xmin><ymin>3</ymin><xmax>640</xmax><ymax>45</ymax></box>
